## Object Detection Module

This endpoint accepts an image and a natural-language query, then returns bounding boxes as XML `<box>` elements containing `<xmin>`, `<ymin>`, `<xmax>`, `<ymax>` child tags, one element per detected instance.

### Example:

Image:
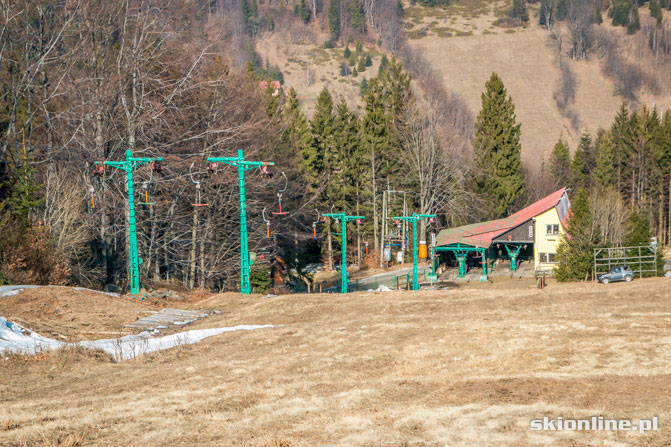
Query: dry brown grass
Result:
<box><xmin>0</xmin><ymin>287</ymin><xmax>160</xmax><ymax>340</ymax></box>
<box><xmin>2</xmin><ymin>278</ymin><xmax>671</xmax><ymax>445</ymax></box>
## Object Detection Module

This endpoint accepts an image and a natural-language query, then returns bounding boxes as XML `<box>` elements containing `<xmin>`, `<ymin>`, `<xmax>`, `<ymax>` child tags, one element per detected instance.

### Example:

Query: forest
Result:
<box><xmin>0</xmin><ymin>0</ymin><xmax>670</xmax><ymax>292</ymax></box>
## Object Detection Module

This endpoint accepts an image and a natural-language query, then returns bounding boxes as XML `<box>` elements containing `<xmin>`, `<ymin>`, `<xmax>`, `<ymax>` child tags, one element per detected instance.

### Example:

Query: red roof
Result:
<box><xmin>435</xmin><ymin>188</ymin><xmax>568</xmax><ymax>248</ymax></box>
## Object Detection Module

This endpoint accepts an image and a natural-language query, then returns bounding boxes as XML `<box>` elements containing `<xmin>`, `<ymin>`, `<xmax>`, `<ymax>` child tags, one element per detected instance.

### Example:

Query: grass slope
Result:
<box><xmin>2</xmin><ymin>278</ymin><xmax>671</xmax><ymax>445</ymax></box>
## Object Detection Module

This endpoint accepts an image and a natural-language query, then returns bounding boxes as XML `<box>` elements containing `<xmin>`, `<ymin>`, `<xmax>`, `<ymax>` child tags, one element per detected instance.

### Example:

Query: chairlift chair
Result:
<box><xmin>312</xmin><ymin>209</ymin><xmax>321</xmax><ymax>238</ymax></box>
<box><xmin>272</xmin><ymin>172</ymin><xmax>289</xmax><ymax>216</ymax></box>
<box><xmin>263</xmin><ymin>207</ymin><xmax>271</xmax><ymax>237</ymax></box>
<box><xmin>189</xmin><ymin>162</ymin><xmax>208</xmax><ymax>207</ymax></box>
<box><xmin>89</xmin><ymin>186</ymin><xmax>96</xmax><ymax>209</ymax></box>
<box><xmin>138</xmin><ymin>165</ymin><xmax>156</xmax><ymax>206</ymax></box>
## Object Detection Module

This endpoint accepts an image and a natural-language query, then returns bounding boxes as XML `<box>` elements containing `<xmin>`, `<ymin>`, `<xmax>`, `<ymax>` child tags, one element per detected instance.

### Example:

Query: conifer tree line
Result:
<box><xmin>548</xmin><ymin>104</ymin><xmax>671</xmax><ymax>280</ymax></box>
<box><xmin>0</xmin><ymin>0</ymin><xmax>479</xmax><ymax>292</ymax></box>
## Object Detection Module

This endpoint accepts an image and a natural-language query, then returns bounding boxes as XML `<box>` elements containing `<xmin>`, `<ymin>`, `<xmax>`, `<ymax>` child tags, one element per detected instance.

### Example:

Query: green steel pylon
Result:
<box><xmin>391</xmin><ymin>213</ymin><xmax>436</xmax><ymax>291</ymax></box>
<box><xmin>322</xmin><ymin>212</ymin><xmax>365</xmax><ymax>293</ymax></box>
<box><xmin>95</xmin><ymin>150</ymin><xmax>163</xmax><ymax>296</ymax></box>
<box><xmin>504</xmin><ymin>244</ymin><xmax>523</xmax><ymax>271</ymax></box>
<box><xmin>207</xmin><ymin>150</ymin><xmax>274</xmax><ymax>294</ymax></box>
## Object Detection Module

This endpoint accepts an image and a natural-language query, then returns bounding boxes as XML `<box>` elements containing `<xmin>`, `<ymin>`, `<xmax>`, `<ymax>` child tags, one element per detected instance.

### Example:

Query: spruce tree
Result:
<box><xmin>472</xmin><ymin>73</ymin><xmax>525</xmax><ymax>218</ymax></box>
<box><xmin>611</xmin><ymin>103</ymin><xmax>632</xmax><ymax>192</ymax></box>
<box><xmin>344</xmin><ymin>46</ymin><xmax>351</xmax><ymax>59</ymax></box>
<box><xmin>304</xmin><ymin>87</ymin><xmax>334</xmax><ymax>192</ymax></box>
<box><xmin>277</xmin><ymin>88</ymin><xmax>312</xmax><ymax>169</ymax></box>
<box><xmin>570</xmin><ymin>147</ymin><xmax>589</xmax><ymax>189</ymax></box>
<box><xmin>594</xmin><ymin>130</ymin><xmax>615</xmax><ymax>188</ymax></box>
<box><xmin>357</xmin><ymin>57</ymin><xmax>366</xmax><ymax>72</ymax></box>
<box><xmin>549</xmin><ymin>138</ymin><xmax>571</xmax><ymax>188</ymax></box>
<box><xmin>510</xmin><ymin>0</ymin><xmax>529</xmax><ymax>23</ymax></box>
<box><xmin>594</xmin><ymin>6</ymin><xmax>603</xmax><ymax>24</ymax></box>
<box><xmin>650</xmin><ymin>0</ymin><xmax>663</xmax><ymax>25</ymax></box>
<box><xmin>348</xmin><ymin>0</ymin><xmax>366</xmax><ymax>33</ymax></box>
<box><xmin>577</xmin><ymin>132</ymin><xmax>596</xmax><ymax>177</ymax></box>
<box><xmin>555</xmin><ymin>188</ymin><xmax>600</xmax><ymax>281</ymax></box>
<box><xmin>328</xmin><ymin>0</ymin><xmax>341</xmax><ymax>40</ymax></box>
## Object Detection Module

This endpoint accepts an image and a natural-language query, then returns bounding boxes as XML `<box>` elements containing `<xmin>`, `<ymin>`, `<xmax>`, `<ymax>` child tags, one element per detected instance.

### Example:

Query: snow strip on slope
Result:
<box><xmin>0</xmin><ymin>317</ymin><xmax>273</xmax><ymax>361</ymax></box>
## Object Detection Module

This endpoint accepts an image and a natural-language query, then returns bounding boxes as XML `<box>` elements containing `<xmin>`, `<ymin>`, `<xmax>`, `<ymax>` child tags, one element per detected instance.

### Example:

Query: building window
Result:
<box><xmin>545</xmin><ymin>224</ymin><xmax>559</xmax><ymax>235</ymax></box>
<box><xmin>539</xmin><ymin>252</ymin><xmax>557</xmax><ymax>263</ymax></box>
<box><xmin>528</xmin><ymin>225</ymin><xmax>533</xmax><ymax>238</ymax></box>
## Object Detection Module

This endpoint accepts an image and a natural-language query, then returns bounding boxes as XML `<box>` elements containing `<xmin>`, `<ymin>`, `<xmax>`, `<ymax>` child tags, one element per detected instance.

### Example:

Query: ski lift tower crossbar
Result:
<box><xmin>207</xmin><ymin>149</ymin><xmax>274</xmax><ymax>294</ymax></box>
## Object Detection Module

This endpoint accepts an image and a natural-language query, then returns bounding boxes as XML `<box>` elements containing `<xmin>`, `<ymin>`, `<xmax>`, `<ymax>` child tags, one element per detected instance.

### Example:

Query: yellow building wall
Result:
<box><xmin>533</xmin><ymin>207</ymin><xmax>566</xmax><ymax>271</ymax></box>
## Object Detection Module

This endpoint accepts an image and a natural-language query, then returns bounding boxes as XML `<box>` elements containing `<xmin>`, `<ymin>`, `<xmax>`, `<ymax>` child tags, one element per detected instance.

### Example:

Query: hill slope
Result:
<box><xmin>258</xmin><ymin>0</ymin><xmax>671</xmax><ymax>166</ymax></box>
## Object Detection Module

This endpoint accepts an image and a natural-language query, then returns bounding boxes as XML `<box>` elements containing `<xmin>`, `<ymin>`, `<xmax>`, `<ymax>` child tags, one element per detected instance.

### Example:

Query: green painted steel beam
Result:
<box><xmin>95</xmin><ymin>150</ymin><xmax>163</xmax><ymax>296</ymax></box>
<box><xmin>323</xmin><ymin>212</ymin><xmax>365</xmax><ymax>293</ymax></box>
<box><xmin>391</xmin><ymin>213</ymin><xmax>436</xmax><ymax>291</ymax></box>
<box><xmin>208</xmin><ymin>150</ymin><xmax>274</xmax><ymax>294</ymax></box>
<box><xmin>503</xmin><ymin>244</ymin><xmax>524</xmax><ymax>272</ymax></box>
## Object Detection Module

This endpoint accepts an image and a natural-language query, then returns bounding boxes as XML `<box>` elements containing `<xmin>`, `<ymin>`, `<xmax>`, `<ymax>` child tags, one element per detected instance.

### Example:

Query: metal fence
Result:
<box><xmin>593</xmin><ymin>245</ymin><xmax>658</xmax><ymax>280</ymax></box>
<box><xmin>315</xmin><ymin>269</ymin><xmax>433</xmax><ymax>293</ymax></box>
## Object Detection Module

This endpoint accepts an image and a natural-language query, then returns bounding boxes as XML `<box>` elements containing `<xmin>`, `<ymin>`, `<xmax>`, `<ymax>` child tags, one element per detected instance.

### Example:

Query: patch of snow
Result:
<box><xmin>0</xmin><ymin>285</ymin><xmax>40</xmax><ymax>298</ymax></box>
<box><xmin>0</xmin><ymin>316</ymin><xmax>273</xmax><ymax>361</ymax></box>
<box><xmin>0</xmin><ymin>290</ymin><xmax>20</xmax><ymax>297</ymax></box>
<box><xmin>262</xmin><ymin>294</ymin><xmax>277</xmax><ymax>299</ymax></box>
<box><xmin>367</xmin><ymin>285</ymin><xmax>393</xmax><ymax>292</ymax></box>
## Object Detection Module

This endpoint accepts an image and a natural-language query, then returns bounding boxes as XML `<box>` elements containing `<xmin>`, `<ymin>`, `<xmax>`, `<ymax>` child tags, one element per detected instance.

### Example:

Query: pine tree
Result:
<box><xmin>328</xmin><ymin>0</ymin><xmax>341</xmax><ymax>40</ymax></box>
<box><xmin>594</xmin><ymin>130</ymin><xmax>615</xmax><ymax>188</ymax></box>
<box><xmin>277</xmin><ymin>88</ymin><xmax>312</xmax><ymax>169</ymax></box>
<box><xmin>577</xmin><ymin>131</ymin><xmax>596</xmax><ymax>177</ymax></box>
<box><xmin>6</xmin><ymin>149</ymin><xmax>43</xmax><ymax>222</ymax></box>
<box><xmin>326</xmin><ymin>98</ymin><xmax>362</xmax><ymax>211</ymax></box>
<box><xmin>360</xmin><ymin>77</ymin><xmax>369</xmax><ymax>93</ymax></box>
<box><xmin>510</xmin><ymin>0</ymin><xmax>529</xmax><ymax>23</ymax></box>
<box><xmin>570</xmin><ymin>146</ymin><xmax>589</xmax><ymax>189</ymax></box>
<box><xmin>472</xmin><ymin>73</ymin><xmax>525</xmax><ymax>218</ymax></box>
<box><xmin>627</xmin><ymin>3</ymin><xmax>640</xmax><ymax>33</ymax></box>
<box><xmin>365</xmin><ymin>55</ymin><xmax>373</xmax><ymax>67</ymax></box>
<box><xmin>650</xmin><ymin>0</ymin><xmax>663</xmax><ymax>25</ymax></box>
<box><xmin>344</xmin><ymin>46</ymin><xmax>351</xmax><ymax>59</ymax></box>
<box><xmin>555</xmin><ymin>188</ymin><xmax>600</xmax><ymax>281</ymax></box>
<box><xmin>549</xmin><ymin>138</ymin><xmax>571</xmax><ymax>188</ymax></box>
<box><xmin>611</xmin><ymin>103</ymin><xmax>632</xmax><ymax>192</ymax></box>
<box><xmin>305</xmin><ymin>87</ymin><xmax>334</xmax><ymax>192</ymax></box>
<box><xmin>378</xmin><ymin>54</ymin><xmax>389</xmax><ymax>75</ymax></box>
<box><xmin>594</xmin><ymin>6</ymin><xmax>603</xmax><ymax>24</ymax></box>
<box><xmin>348</xmin><ymin>0</ymin><xmax>366</xmax><ymax>33</ymax></box>
<box><xmin>357</xmin><ymin>57</ymin><xmax>366</xmax><ymax>72</ymax></box>
<box><xmin>352</xmin><ymin>67</ymin><xmax>358</xmax><ymax>77</ymax></box>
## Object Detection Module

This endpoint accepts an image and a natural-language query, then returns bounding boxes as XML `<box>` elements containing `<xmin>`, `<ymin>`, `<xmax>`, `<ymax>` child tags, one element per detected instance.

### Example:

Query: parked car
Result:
<box><xmin>598</xmin><ymin>265</ymin><xmax>634</xmax><ymax>284</ymax></box>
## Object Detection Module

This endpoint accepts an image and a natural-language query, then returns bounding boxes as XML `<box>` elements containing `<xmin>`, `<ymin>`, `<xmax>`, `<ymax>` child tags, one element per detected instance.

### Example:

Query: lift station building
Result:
<box><xmin>434</xmin><ymin>188</ymin><xmax>571</xmax><ymax>279</ymax></box>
